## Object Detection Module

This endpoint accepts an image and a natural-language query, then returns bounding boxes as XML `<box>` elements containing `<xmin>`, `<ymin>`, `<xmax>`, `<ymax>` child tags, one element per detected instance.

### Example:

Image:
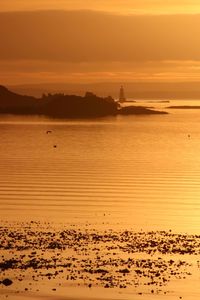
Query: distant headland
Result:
<box><xmin>0</xmin><ymin>85</ymin><xmax>167</xmax><ymax>118</ymax></box>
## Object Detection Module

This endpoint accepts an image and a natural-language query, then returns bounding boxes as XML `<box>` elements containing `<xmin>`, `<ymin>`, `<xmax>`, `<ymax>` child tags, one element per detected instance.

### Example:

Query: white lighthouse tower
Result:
<box><xmin>119</xmin><ymin>86</ymin><xmax>126</xmax><ymax>103</ymax></box>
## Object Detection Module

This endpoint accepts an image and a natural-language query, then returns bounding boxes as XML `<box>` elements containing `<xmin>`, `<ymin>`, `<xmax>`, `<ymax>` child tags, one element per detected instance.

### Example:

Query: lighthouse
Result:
<box><xmin>119</xmin><ymin>86</ymin><xmax>126</xmax><ymax>103</ymax></box>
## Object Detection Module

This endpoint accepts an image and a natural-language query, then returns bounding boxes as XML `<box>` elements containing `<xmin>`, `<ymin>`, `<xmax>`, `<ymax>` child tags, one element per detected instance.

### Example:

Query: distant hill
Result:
<box><xmin>0</xmin><ymin>85</ymin><xmax>37</xmax><ymax>106</ymax></box>
<box><xmin>9</xmin><ymin>82</ymin><xmax>200</xmax><ymax>100</ymax></box>
<box><xmin>0</xmin><ymin>85</ymin><xmax>40</xmax><ymax>114</ymax></box>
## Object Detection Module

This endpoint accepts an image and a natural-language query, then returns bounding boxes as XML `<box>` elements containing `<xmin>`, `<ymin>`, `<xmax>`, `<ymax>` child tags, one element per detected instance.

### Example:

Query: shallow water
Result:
<box><xmin>1</xmin><ymin>100</ymin><xmax>200</xmax><ymax>233</ymax></box>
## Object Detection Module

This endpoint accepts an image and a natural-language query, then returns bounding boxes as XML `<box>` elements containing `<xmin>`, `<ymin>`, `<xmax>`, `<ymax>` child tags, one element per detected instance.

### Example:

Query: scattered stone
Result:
<box><xmin>0</xmin><ymin>222</ymin><xmax>197</xmax><ymax>295</ymax></box>
<box><xmin>1</xmin><ymin>279</ymin><xmax>13</xmax><ymax>286</ymax></box>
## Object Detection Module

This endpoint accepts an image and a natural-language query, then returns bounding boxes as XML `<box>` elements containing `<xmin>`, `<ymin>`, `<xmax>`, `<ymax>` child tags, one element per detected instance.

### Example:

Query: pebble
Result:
<box><xmin>0</xmin><ymin>222</ymin><xmax>197</xmax><ymax>296</ymax></box>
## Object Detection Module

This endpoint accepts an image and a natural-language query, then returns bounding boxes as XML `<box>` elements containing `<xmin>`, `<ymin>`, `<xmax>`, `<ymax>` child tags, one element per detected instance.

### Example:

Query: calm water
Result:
<box><xmin>1</xmin><ymin>100</ymin><xmax>200</xmax><ymax>233</ymax></box>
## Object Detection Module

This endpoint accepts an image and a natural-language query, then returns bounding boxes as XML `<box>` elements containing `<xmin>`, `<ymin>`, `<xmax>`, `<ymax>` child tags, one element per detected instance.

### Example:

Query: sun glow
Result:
<box><xmin>1</xmin><ymin>1</ymin><xmax>200</xmax><ymax>85</ymax></box>
<box><xmin>1</xmin><ymin>0</ymin><xmax>200</xmax><ymax>15</ymax></box>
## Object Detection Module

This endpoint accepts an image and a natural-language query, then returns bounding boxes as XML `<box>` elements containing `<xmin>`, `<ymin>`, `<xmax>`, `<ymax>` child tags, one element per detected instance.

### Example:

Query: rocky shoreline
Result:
<box><xmin>1</xmin><ymin>222</ymin><xmax>199</xmax><ymax>298</ymax></box>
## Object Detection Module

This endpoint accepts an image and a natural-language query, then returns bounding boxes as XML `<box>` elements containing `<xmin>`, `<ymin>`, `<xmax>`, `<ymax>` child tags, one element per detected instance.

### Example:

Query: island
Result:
<box><xmin>118</xmin><ymin>106</ymin><xmax>167</xmax><ymax>115</ymax></box>
<box><xmin>0</xmin><ymin>85</ymin><xmax>167</xmax><ymax>117</ymax></box>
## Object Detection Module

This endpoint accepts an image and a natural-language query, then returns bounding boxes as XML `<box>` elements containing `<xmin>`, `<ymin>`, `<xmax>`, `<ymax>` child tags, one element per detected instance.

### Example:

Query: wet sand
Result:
<box><xmin>1</xmin><ymin>221</ymin><xmax>200</xmax><ymax>300</ymax></box>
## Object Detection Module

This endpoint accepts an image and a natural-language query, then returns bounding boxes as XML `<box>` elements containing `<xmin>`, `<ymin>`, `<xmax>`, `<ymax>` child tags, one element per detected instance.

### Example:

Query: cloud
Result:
<box><xmin>1</xmin><ymin>10</ymin><xmax>200</xmax><ymax>84</ymax></box>
<box><xmin>1</xmin><ymin>59</ymin><xmax>200</xmax><ymax>85</ymax></box>
<box><xmin>1</xmin><ymin>1</ymin><xmax>200</xmax><ymax>14</ymax></box>
<box><xmin>1</xmin><ymin>10</ymin><xmax>200</xmax><ymax>63</ymax></box>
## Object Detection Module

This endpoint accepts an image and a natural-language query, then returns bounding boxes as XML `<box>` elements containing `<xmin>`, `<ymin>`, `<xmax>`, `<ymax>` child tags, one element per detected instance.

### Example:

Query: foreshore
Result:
<box><xmin>1</xmin><ymin>221</ymin><xmax>200</xmax><ymax>300</ymax></box>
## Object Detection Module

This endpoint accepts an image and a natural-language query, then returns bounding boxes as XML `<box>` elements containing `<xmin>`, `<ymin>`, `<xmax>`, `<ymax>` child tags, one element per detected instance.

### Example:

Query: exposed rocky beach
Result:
<box><xmin>1</xmin><ymin>221</ymin><xmax>200</xmax><ymax>299</ymax></box>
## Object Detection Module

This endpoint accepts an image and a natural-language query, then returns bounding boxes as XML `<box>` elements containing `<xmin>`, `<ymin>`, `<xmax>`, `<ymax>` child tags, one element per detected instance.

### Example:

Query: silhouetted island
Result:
<box><xmin>119</xmin><ymin>106</ymin><xmax>167</xmax><ymax>115</ymax></box>
<box><xmin>0</xmin><ymin>85</ymin><xmax>167</xmax><ymax>117</ymax></box>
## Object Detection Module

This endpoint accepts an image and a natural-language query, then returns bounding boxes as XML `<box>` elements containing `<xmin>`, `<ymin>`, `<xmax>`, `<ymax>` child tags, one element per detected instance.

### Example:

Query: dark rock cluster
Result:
<box><xmin>0</xmin><ymin>222</ymin><xmax>198</xmax><ymax>296</ymax></box>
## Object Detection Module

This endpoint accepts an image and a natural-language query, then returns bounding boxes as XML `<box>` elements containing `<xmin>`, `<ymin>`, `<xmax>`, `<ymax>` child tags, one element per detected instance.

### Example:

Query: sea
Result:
<box><xmin>1</xmin><ymin>99</ymin><xmax>200</xmax><ymax>233</ymax></box>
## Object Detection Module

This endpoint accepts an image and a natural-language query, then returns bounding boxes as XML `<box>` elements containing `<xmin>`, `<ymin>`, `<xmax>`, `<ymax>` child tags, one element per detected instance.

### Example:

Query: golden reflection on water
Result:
<box><xmin>1</xmin><ymin>103</ymin><xmax>200</xmax><ymax>233</ymax></box>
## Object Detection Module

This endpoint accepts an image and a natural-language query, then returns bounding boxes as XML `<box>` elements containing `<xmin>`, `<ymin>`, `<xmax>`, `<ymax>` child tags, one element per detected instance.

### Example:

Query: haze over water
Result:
<box><xmin>1</xmin><ymin>100</ymin><xmax>200</xmax><ymax>233</ymax></box>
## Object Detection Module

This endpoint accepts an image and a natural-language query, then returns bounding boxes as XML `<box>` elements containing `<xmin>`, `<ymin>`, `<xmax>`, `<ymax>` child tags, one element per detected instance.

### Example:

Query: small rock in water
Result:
<box><xmin>2</xmin><ymin>279</ymin><xmax>13</xmax><ymax>286</ymax></box>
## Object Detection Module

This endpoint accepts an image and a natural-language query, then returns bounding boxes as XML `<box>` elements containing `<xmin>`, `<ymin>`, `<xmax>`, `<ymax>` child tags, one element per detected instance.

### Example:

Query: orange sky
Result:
<box><xmin>1</xmin><ymin>1</ymin><xmax>200</xmax><ymax>85</ymax></box>
<box><xmin>2</xmin><ymin>0</ymin><xmax>200</xmax><ymax>14</ymax></box>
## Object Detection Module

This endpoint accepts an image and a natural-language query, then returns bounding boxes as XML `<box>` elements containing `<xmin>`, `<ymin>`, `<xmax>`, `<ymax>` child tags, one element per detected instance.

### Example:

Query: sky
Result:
<box><xmin>1</xmin><ymin>0</ymin><xmax>200</xmax><ymax>85</ymax></box>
